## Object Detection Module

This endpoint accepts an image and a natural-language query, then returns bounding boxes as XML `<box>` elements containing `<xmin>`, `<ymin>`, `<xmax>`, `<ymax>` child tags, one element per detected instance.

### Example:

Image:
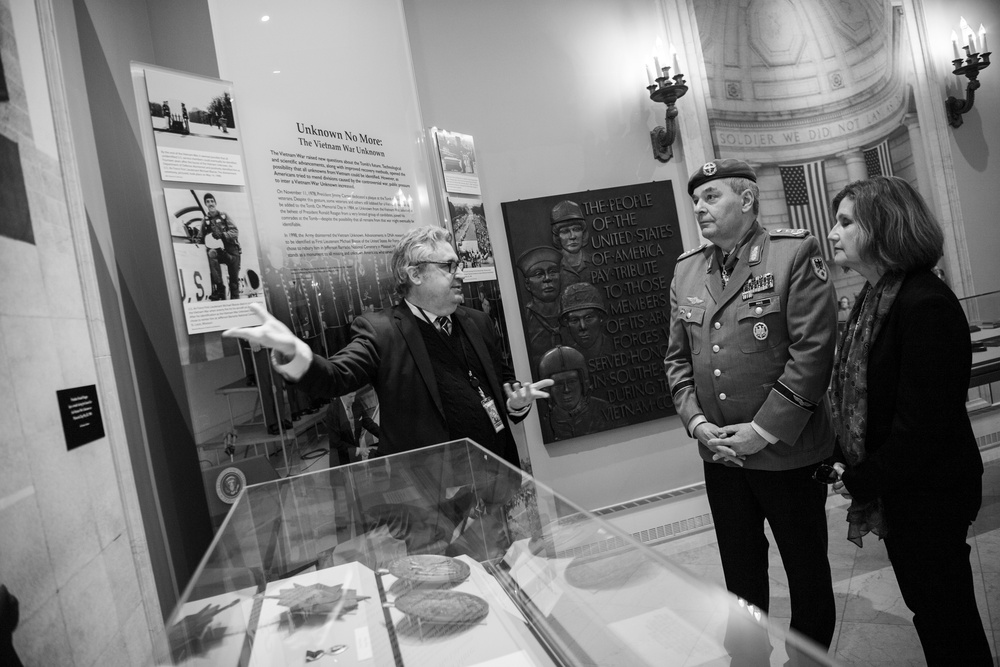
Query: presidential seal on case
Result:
<box><xmin>215</xmin><ymin>467</ymin><xmax>246</xmax><ymax>504</ymax></box>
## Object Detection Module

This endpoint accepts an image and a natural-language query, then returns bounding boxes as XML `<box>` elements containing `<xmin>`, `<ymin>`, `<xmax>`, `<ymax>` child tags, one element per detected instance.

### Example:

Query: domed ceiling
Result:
<box><xmin>694</xmin><ymin>0</ymin><xmax>909</xmax><ymax>161</ymax></box>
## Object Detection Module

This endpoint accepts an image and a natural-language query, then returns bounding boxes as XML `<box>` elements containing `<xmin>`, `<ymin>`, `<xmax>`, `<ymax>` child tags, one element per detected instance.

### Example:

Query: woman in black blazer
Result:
<box><xmin>826</xmin><ymin>176</ymin><xmax>991</xmax><ymax>666</ymax></box>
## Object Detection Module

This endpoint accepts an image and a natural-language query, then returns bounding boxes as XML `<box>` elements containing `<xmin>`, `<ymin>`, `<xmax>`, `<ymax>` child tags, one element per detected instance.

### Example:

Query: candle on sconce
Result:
<box><xmin>672</xmin><ymin>51</ymin><xmax>681</xmax><ymax>75</ymax></box>
<box><xmin>646</xmin><ymin>64</ymin><xmax>655</xmax><ymax>86</ymax></box>
<box><xmin>969</xmin><ymin>31</ymin><xmax>977</xmax><ymax>53</ymax></box>
<box><xmin>654</xmin><ymin>55</ymin><xmax>663</xmax><ymax>77</ymax></box>
<box><xmin>980</xmin><ymin>24</ymin><xmax>988</xmax><ymax>53</ymax></box>
<box><xmin>952</xmin><ymin>30</ymin><xmax>961</xmax><ymax>59</ymax></box>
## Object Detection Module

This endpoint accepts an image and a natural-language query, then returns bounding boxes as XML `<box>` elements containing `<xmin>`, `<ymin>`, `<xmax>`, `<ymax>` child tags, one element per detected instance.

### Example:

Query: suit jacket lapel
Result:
<box><xmin>394</xmin><ymin>304</ymin><xmax>445</xmax><ymax>419</ymax></box>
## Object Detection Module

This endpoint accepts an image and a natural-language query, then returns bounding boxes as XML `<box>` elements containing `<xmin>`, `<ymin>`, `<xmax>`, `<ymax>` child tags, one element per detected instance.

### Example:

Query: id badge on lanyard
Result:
<box><xmin>470</xmin><ymin>371</ymin><xmax>505</xmax><ymax>433</ymax></box>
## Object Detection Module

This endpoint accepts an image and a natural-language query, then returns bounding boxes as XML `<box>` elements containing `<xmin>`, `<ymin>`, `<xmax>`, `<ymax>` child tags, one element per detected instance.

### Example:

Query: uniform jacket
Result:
<box><xmin>664</xmin><ymin>224</ymin><xmax>837</xmax><ymax>470</ymax></box>
<box><xmin>837</xmin><ymin>270</ymin><xmax>983</xmax><ymax>507</ymax></box>
<box><xmin>295</xmin><ymin>303</ymin><xmax>525</xmax><ymax>463</ymax></box>
<box><xmin>201</xmin><ymin>211</ymin><xmax>241</xmax><ymax>254</ymax></box>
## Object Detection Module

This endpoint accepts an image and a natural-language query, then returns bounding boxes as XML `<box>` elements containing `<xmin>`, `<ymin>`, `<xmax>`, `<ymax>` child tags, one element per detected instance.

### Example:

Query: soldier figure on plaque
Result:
<box><xmin>559</xmin><ymin>283</ymin><xmax>613</xmax><ymax>362</ymax></box>
<box><xmin>516</xmin><ymin>246</ymin><xmax>564</xmax><ymax>369</ymax></box>
<box><xmin>550</xmin><ymin>200</ymin><xmax>595</xmax><ymax>289</ymax></box>
<box><xmin>538</xmin><ymin>346</ymin><xmax>610</xmax><ymax>441</ymax></box>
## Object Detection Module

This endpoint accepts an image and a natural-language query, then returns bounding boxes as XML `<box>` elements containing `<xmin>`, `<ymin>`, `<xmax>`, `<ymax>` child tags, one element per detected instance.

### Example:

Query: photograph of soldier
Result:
<box><xmin>198</xmin><ymin>193</ymin><xmax>242</xmax><ymax>300</ymax></box>
<box><xmin>516</xmin><ymin>246</ymin><xmax>564</xmax><ymax>369</ymax></box>
<box><xmin>538</xmin><ymin>346</ymin><xmax>610</xmax><ymax>441</ymax></box>
<box><xmin>550</xmin><ymin>200</ymin><xmax>595</xmax><ymax>288</ymax></box>
<box><xmin>559</xmin><ymin>283</ymin><xmax>613</xmax><ymax>361</ymax></box>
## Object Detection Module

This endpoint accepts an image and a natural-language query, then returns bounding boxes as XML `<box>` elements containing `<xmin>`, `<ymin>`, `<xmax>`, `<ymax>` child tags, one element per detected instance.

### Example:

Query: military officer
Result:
<box><xmin>663</xmin><ymin>158</ymin><xmax>838</xmax><ymax>663</ymax></box>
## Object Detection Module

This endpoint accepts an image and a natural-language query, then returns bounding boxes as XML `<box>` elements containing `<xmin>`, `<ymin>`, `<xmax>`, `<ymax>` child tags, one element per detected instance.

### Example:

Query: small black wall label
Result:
<box><xmin>56</xmin><ymin>385</ymin><xmax>105</xmax><ymax>451</ymax></box>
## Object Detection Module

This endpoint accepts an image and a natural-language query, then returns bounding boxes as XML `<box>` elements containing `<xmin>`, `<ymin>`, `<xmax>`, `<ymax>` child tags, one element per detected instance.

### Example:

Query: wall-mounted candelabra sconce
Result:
<box><xmin>947</xmin><ymin>18</ymin><xmax>990</xmax><ymax>128</ymax></box>
<box><xmin>646</xmin><ymin>50</ymin><xmax>687</xmax><ymax>162</ymax></box>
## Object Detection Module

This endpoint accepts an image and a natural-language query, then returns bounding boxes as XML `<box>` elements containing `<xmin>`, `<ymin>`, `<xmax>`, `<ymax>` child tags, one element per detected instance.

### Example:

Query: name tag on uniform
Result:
<box><xmin>742</xmin><ymin>273</ymin><xmax>774</xmax><ymax>301</ymax></box>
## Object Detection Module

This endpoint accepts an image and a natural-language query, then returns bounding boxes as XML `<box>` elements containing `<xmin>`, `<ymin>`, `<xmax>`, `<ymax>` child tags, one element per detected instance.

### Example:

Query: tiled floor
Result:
<box><xmin>653</xmin><ymin>459</ymin><xmax>1000</xmax><ymax>666</ymax></box>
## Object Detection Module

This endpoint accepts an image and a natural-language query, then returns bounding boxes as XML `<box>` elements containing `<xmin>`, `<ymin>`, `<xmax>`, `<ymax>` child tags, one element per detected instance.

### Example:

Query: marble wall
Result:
<box><xmin>0</xmin><ymin>0</ymin><xmax>161</xmax><ymax>663</ymax></box>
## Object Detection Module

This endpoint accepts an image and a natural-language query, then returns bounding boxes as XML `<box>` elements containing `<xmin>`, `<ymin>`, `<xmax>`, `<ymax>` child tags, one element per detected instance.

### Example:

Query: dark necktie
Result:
<box><xmin>436</xmin><ymin>316</ymin><xmax>452</xmax><ymax>336</ymax></box>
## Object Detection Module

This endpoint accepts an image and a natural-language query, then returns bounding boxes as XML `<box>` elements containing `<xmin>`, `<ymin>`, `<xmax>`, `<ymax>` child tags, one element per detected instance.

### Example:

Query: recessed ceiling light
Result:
<box><xmin>261</xmin><ymin>15</ymin><xmax>270</xmax><ymax>22</ymax></box>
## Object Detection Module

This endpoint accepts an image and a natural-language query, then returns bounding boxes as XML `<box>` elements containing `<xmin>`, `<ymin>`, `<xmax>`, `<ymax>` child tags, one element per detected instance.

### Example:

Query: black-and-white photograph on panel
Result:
<box><xmin>144</xmin><ymin>67</ymin><xmax>245</xmax><ymax>185</ymax></box>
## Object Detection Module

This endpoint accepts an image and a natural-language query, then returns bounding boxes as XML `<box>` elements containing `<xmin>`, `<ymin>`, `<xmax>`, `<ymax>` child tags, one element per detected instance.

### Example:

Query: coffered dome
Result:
<box><xmin>694</xmin><ymin>0</ymin><xmax>907</xmax><ymax>160</ymax></box>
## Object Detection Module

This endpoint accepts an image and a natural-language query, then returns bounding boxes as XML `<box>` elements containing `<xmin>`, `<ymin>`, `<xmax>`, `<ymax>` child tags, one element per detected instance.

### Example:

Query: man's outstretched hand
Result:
<box><xmin>504</xmin><ymin>379</ymin><xmax>555</xmax><ymax>411</ymax></box>
<box><xmin>222</xmin><ymin>303</ymin><xmax>300</xmax><ymax>362</ymax></box>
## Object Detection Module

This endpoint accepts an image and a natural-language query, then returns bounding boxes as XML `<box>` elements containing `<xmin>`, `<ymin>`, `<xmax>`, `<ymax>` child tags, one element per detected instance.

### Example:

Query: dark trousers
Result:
<box><xmin>881</xmin><ymin>488</ymin><xmax>992</xmax><ymax>666</ymax></box>
<box><xmin>208</xmin><ymin>248</ymin><xmax>241</xmax><ymax>298</ymax></box>
<box><xmin>705</xmin><ymin>462</ymin><xmax>836</xmax><ymax>664</ymax></box>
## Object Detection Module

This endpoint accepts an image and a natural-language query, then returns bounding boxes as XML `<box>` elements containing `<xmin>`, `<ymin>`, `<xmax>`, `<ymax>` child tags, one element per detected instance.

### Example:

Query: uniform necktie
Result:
<box><xmin>435</xmin><ymin>316</ymin><xmax>452</xmax><ymax>336</ymax></box>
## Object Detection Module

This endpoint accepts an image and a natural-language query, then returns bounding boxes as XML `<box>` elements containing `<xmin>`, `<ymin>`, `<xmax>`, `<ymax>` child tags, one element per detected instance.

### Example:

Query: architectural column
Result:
<box><xmin>836</xmin><ymin>148</ymin><xmax>868</xmax><ymax>182</ymax></box>
<box><xmin>902</xmin><ymin>113</ymin><xmax>933</xmax><ymax>204</ymax></box>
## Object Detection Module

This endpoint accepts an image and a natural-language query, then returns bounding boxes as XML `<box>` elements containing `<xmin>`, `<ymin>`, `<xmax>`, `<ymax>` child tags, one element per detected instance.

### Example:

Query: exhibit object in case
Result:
<box><xmin>159</xmin><ymin>439</ymin><xmax>837</xmax><ymax>666</ymax></box>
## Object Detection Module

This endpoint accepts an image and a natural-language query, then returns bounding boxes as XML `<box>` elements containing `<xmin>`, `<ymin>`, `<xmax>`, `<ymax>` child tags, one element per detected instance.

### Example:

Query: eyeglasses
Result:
<box><xmin>419</xmin><ymin>260</ymin><xmax>461</xmax><ymax>275</ymax></box>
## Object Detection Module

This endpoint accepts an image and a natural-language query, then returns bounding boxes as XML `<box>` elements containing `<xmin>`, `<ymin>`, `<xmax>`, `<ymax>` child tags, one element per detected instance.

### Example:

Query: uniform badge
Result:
<box><xmin>753</xmin><ymin>322</ymin><xmax>769</xmax><ymax>340</ymax></box>
<box><xmin>702</xmin><ymin>162</ymin><xmax>718</xmax><ymax>176</ymax></box>
<box><xmin>811</xmin><ymin>257</ymin><xmax>828</xmax><ymax>282</ymax></box>
<box><xmin>749</xmin><ymin>245</ymin><xmax>761</xmax><ymax>264</ymax></box>
<box><xmin>685</xmin><ymin>296</ymin><xmax>705</xmax><ymax>305</ymax></box>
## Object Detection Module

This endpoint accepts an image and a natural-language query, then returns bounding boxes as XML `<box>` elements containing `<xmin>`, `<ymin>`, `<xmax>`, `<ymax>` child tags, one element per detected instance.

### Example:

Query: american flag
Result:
<box><xmin>779</xmin><ymin>161</ymin><xmax>834</xmax><ymax>262</ymax></box>
<box><xmin>863</xmin><ymin>140</ymin><xmax>894</xmax><ymax>178</ymax></box>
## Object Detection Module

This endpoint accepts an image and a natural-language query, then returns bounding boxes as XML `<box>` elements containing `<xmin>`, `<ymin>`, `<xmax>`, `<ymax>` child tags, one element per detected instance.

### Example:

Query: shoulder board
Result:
<box><xmin>677</xmin><ymin>243</ymin><xmax>710</xmax><ymax>261</ymax></box>
<box><xmin>769</xmin><ymin>228</ymin><xmax>810</xmax><ymax>238</ymax></box>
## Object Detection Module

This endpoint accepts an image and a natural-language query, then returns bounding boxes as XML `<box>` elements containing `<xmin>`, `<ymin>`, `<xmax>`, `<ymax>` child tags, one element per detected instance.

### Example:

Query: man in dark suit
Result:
<box><xmin>224</xmin><ymin>226</ymin><xmax>551</xmax><ymax>467</ymax></box>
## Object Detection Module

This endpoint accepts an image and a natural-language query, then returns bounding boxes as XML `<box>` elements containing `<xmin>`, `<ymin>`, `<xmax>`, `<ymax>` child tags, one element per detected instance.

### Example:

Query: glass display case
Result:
<box><xmin>159</xmin><ymin>439</ymin><xmax>836</xmax><ymax>666</ymax></box>
<box><xmin>961</xmin><ymin>289</ymin><xmax>1000</xmax><ymax>388</ymax></box>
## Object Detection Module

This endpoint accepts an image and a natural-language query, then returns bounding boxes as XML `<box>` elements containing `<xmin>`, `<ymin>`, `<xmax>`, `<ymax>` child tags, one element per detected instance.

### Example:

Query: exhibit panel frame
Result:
<box><xmin>159</xmin><ymin>439</ymin><xmax>838</xmax><ymax>666</ymax></box>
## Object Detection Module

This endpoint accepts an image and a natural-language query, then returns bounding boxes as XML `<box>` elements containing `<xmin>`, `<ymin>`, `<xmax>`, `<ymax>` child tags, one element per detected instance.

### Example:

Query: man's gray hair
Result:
<box><xmin>723</xmin><ymin>177</ymin><xmax>760</xmax><ymax>215</ymax></box>
<box><xmin>390</xmin><ymin>225</ymin><xmax>454</xmax><ymax>296</ymax></box>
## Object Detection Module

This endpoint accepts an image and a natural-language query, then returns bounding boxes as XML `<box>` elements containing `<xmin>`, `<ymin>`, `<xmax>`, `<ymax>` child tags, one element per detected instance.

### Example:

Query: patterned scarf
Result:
<box><xmin>829</xmin><ymin>273</ymin><xmax>903</xmax><ymax>547</ymax></box>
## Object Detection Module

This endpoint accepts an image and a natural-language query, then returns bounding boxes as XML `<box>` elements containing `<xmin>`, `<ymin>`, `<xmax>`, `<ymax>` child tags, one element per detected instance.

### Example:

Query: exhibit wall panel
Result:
<box><xmin>403</xmin><ymin>0</ymin><xmax>704</xmax><ymax>510</ymax></box>
<box><xmin>922</xmin><ymin>0</ymin><xmax>1000</xmax><ymax>294</ymax></box>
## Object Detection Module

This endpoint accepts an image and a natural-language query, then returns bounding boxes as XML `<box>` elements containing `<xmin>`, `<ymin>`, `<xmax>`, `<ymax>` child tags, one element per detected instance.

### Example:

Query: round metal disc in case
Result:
<box><xmin>393</xmin><ymin>590</ymin><xmax>488</xmax><ymax>626</ymax></box>
<box><xmin>388</xmin><ymin>555</ymin><xmax>470</xmax><ymax>585</ymax></box>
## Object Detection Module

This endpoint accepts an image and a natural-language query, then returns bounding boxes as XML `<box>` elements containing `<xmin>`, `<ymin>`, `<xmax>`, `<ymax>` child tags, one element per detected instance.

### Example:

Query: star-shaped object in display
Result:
<box><xmin>167</xmin><ymin>600</ymin><xmax>237</xmax><ymax>661</ymax></box>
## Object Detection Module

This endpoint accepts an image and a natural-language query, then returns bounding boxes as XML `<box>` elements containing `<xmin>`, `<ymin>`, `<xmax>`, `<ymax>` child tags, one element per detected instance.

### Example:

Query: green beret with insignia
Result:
<box><xmin>688</xmin><ymin>158</ymin><xmax>757</xmax><ymax>196</ymax></box>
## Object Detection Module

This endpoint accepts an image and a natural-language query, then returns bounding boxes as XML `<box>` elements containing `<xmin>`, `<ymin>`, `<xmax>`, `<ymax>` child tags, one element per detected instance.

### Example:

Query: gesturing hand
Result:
<box><xmin>503</xmin><ymin>379</ymin><xmax>555</xmax><ymax>411</ymax></box>
<box><xmin>222</xmin><ymin>303</ymin><xmax>301</xmax><ymax>361</ymax></box>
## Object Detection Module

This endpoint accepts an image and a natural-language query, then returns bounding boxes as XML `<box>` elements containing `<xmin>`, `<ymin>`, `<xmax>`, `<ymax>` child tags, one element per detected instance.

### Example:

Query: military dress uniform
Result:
<box><xmin>664</xmin><ymin>221</ymin><xmax>839</xmax><ymax>653</ymax></box>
